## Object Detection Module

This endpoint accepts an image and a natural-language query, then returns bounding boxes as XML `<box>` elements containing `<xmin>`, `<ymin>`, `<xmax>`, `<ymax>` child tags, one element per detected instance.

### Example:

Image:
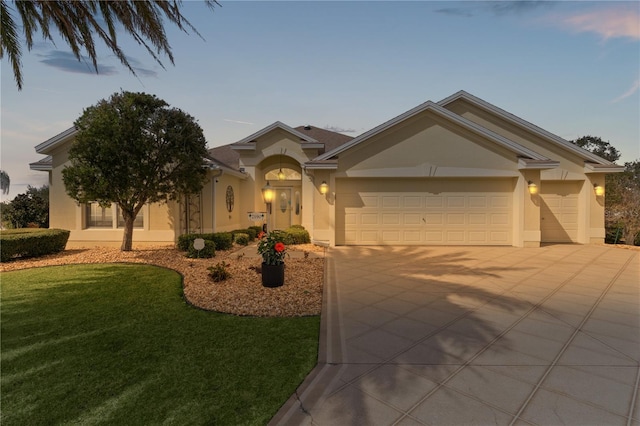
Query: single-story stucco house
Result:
<box><xmin>30</xmin><ymin>90</ymin><xmax>623</xmax><ymax>248</ymax></box>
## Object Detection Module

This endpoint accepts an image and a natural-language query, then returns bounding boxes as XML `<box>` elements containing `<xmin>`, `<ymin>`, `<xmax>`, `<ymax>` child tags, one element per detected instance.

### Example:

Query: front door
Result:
<box><xmin>274</xmin><ymin>188</ymin><xmax>292</xmax><ymax>230</ymax></box>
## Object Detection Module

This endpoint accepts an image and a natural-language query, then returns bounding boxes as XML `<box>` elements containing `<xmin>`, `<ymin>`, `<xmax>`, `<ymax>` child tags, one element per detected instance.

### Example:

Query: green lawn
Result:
<box><xmin>1</xmin><ymin>264</ymin><xmax>320</xmax><ymax>425</ymax></box>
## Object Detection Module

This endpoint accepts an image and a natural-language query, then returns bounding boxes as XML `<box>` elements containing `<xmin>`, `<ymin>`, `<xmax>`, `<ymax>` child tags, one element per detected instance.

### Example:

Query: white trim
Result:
<box><xmin>438</xmin><ymin>90</ymin><xmax>616</xmax><ymax>166</ymax></box>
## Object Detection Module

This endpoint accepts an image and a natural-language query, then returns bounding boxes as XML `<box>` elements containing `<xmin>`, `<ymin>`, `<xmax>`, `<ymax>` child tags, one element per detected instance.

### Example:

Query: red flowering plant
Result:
<box><xmin>257</xmin><ymin>230</ymin><xmax>288</xmax><ymax>265</ymax></box>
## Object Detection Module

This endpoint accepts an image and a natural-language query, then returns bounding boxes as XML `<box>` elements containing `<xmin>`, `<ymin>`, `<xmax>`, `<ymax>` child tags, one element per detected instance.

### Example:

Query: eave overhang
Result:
<box><xmin>29</xmin><ymin>156</ymin><xmax>53</xmax><ymax>171</ymax></box>
<box><xmin>303</xmin><ymin>160</ymin><xmax>339</xmax><ymax>170</ymax></box>
<box><xmin>518</xmin><ymin>158</ymin><xmax>560</xmax><ymax>170</ymax></box>
<box><xmin>584</xmin><ymin>163</ymin><xmax>625</xmax><ymax>174</ymax></box>
<box><xmin>35</xmin><ymin>126</ymin><xmax>77</xmax><ymax>154</ymax></box>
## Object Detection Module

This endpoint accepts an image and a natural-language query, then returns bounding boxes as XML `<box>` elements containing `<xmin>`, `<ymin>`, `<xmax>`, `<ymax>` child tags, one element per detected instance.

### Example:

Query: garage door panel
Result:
<box><xmin>541</xmin><ymin>181</ymin><xmax>581</xmax><ymax>243</ymax></box>
<box><xmin>469</xmin><ymin>197</ymin><xmax>487</xmax><ymax>208</ymax></box>
<box><xmin>426</xmin><ymin>213</ymin><xmax>444</xmax><ymax>224</ymax></box>
<box><xmin>337</xmin><ymin>179</ymin><xmax>512</xmax><ymax>245</ymax></box>
<box><xmin>469</xmin><ymin>213</ymin><xmax>488</xmax><ymax>225</ymax></box>
<box><xmin>469</xmin><ymin>231</ymin><xmax>488</xmax><ymax>243</ymax></box>
<box><xmin>404</xmin><ymin>213</ymin><xmax>422</xmax><ymax>225</ymax></box>
<box><xmin>382</xmin><ymin>196</ymin><xmax>400</xmax><ymax>208</ymax></box>
<box><xmin>382</xmin><ymin>213</ymin><xmax>400</xmax><ymax>225</ymax></box>
<box><xmin>360</xmin><ymin>231</ymin><xmax>378</xmax><ymax>243</ymax></box>
<box><xmin>361</xmin><ymin>213</ymin><xmax>379</xmax><ymax>225</ymax></box>
<box><xmin>361</xmin><ymin>196</ymin><xmax>379</xmax><ymax>207</ymax></box>
<box><xmin>426</xmin><ymin>196</ymin><xmax>444</xmax><ymax>208</ymax></box>
<box><xmin>447</xmin><ymin>197</ymin><xmax>465</xmax><ymax>208</ymax></box>
<box><xmin>447</xmin><ymin>213</ymin><xmax>465</xmax><ymax>225</ymax></box>
<box><xmin>446</xmin><ymin>231</ymin><xmax>465</xmax><ymax>242</ymax></box>
<box><xmin>491</xmin><ymin>196</ymin><xmax>510</xmax><ymax>208</ymax></box>
<box><xmin>491</xmin><ymin>213</ymin><xmax>509</xmax><ymax>225</ymax></box>
<box><xmin>382</xmin><ymin>230</ymin><xmax>401</xmax><ymax>242</ymax></box>
<box><xmin>404</xmin><ymin>196</ymin><xmax>422</xmax><ymax>208</ymax></box>
<box><xmin>403</xmin><ymin>230</ymin><xmax>422</xmax><ymax>242</ymax></box>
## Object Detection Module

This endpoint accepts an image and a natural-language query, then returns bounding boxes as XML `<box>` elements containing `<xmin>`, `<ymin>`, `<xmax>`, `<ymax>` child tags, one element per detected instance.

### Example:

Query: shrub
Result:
<box><xmin>210</xmin><ymin>232</ymin><xmax>233</xmax><ymax>251</ymax></box>
<box><xmin>208</xmin><ymin>262</ymin><xmax>231</xmax><ymax>282</ymax></box>
<box><xmin>0</xmin><ymin>228</ymin><xmax>70</xmax><ymax>262</ymax></box>
<box><xmin>234</xmin><ymin>233</ymin><xmax>250</xmax><ymax>246</ymax></box>
<box><xmin>284</xmin><ymin>226</ymin><xmax>310</xmax><ymax>245</ymax></box>
<box><xmin>177</xmin><ymin>232</ymin><xmax>233</xmax><ymax>252</ymax></box>
<box><xmin>249</xmin><ymin>225</ymin><xmax>263</xmax><ymax>236</ymax></box>
<box><xmin>177</xmin><ymin>233</ymin><xmax>201</xmax><ymax>251</ymax></box>
<box><xmin>232</xmin><ymin>228</ymin><xmax>257</xmax><ymax>240</ymax></box>
<box><xmin>186</xmin><ymin>239</ymin><xmax>216</xmax><ymax>259</ymax></box>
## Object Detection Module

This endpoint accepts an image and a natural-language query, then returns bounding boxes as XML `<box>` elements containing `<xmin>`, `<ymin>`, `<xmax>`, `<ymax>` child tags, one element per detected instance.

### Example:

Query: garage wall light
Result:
<box><xmin>527</xmin><ymin>181</ymin><xmax>538</xmax><ymax>195</ymax></box>
<box><xmin>594</xmin><ymin>184</ymin><xmax>604</xmax><ymax>197</ymax></box>
<box><xmin>319</xmin><ymin>181</ymin><xmax>329</xmax><ymax>195</ymax></box>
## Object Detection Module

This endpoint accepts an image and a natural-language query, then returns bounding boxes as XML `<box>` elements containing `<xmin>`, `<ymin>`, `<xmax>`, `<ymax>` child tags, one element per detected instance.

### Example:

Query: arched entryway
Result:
<box><xmin>261</xmin><ymin>158</ymin><xmax>303</xmax><ymax>231</ymax></box>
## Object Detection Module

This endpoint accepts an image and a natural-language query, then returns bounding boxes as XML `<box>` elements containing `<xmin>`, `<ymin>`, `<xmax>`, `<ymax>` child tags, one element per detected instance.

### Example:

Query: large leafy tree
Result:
<box><xmin>1</xmin><ymin>0</ymin><xmax>217</xmax><ymax>90</ymax></box>
<box><xmin>571</xmin><ymin>136</ymin><xmax>639</xmax><ymax>245</ymax></box>
<box><xmin>0</xmin><ymin>184</ymin><xmax>49</xmax><ymax>228</ymax></box>
<box><xmin>605</xmin><ymin>160</ymin><xmax>640</xmax><ymax>245</ymax></box>
<box><xmin>62</xmin><ymin>91</ymin><xmax>208</xmax><ymax>251</ymax></box>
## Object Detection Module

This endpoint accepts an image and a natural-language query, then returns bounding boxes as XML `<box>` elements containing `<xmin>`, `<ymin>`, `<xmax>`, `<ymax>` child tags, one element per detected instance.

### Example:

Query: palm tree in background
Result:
<box><xmin>0</xmin><ymin>0</ymin><xmax>217</xmax><ymax>90</ymax></box>
<box><xmin>1</xmin><ymin>170</ymin><xmax>10</xmax><ymax>195</ymax></box>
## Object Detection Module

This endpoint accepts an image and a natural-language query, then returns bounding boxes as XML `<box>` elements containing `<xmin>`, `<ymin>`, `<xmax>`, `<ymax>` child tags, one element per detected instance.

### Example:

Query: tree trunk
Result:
<box><xmin>624</xmin><ymin>228</ymin><xmax>638</xmax><ymax>246</ymax></box>
<box><xmin>121</xmin><ymin>214</ymin><xmax>135</xmax><ymax>251</ymax></box>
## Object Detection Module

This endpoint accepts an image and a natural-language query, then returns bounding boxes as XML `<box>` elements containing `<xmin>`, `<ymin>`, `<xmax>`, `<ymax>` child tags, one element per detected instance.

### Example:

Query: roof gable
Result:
<box><xmin>312</xmin><ymin>100</ymin><xmax>550</xmax><ymax>163</ymax></box>
<box><xmin>230</xmin><ymin>121</ymin><xmax>321</xmax><ymax>149</ymax></box>
<box><xmin>438</xmin><ymin>90</ymin><xmax>616</xmax><ymax>166</ymax></box>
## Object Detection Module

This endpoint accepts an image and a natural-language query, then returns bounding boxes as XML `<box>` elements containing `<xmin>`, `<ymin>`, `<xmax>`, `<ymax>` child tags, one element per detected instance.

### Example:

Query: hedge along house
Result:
<box><xmin>31</xmin><ymin>91</ymin><xmax>622</xmax><ymax>248</ymax></box>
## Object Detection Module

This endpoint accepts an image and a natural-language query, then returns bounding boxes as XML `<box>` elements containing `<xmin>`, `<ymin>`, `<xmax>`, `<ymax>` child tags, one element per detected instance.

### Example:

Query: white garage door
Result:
<box><xmin>540</xmin><ymin>181</ymin><xmax>581</xmax><ymax>243</ymax></box>
<box><xmin>336</xmin><ymin>179</ymin><xmax>513</xmax><ymax>245</ymax></box>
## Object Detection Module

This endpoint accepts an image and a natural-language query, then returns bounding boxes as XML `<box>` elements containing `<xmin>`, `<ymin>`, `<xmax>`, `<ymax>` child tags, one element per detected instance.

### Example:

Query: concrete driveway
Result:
<box><xmin>272</xmin><ymin>244</ymin><xmax>639</xmax><ymax>426</ymax></box>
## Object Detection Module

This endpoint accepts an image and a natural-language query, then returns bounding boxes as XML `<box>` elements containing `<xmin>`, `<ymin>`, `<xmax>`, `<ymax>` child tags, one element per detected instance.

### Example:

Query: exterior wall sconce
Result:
<box><xmin>319</xmin><ymin>181</ymin><xmax>329</xmax><ymax>195</ymax></box>
<box><xmin>527</xmin><ymin>181</ymin><xmax>538</xmax><ymax>195</ymax></box>
<box><xmin>262</xmin><ymin>181</ymin><xmax>274</xmax><ymax>214</ymax></box>
<box><xmin>594</xmin><ymin>184</ymin><xmax>604</xmax><ymax>197</ymax></box>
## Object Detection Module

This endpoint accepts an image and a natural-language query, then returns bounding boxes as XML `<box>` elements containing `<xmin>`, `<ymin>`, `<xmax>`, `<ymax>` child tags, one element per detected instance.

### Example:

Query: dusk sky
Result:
<box><xmin>1</xmin><ymin>1</ymin><xmax>639</xmax><ymax>202</ymax></box>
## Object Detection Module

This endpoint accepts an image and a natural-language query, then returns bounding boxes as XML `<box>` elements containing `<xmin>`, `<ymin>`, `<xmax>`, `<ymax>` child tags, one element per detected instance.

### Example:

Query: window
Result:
<box><xmin>85</xmin><ymin>203</ymin><xmax>144</xmax><ymax>229</ymax></box>
<box><xmin>265</xmin><ymin>168</ymin><xmax>301</xmax><ymax>181</ymax></box>
<box><xmin>86</xmin><ymin>203</ymin><xmax>113</xmax><ymax>228</ymax></box>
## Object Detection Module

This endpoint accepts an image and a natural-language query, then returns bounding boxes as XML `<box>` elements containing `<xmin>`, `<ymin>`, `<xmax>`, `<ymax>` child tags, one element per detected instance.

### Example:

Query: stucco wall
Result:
<box><xmin>336</xmin><ymin>110</ymin><xmax>518</xmax><ymax>178</ymax></box>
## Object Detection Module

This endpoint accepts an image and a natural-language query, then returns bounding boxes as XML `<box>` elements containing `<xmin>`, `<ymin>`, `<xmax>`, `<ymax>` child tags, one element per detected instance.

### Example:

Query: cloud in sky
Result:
<box><xmin>223</xmin><ymin>119</ymin><xmax>254</xmax><ymax>125</ymax></box>
<box><xmin>611</xmin><ymin>79</ymin><xmax>640</xmax><ymax>103</ymax></box>
<box><xmin>560</xmin><ymin>6</ymin><xmax>640</xmax><ymax>40</ymax></box>
<box><xmin>39</xmin><ymin>50</ymin><xmax>118</xmax><ymax>75</ymax></box>
<box><xmin>435</xmin><ymin>1</ymin><xmax>553</xmax><ymax>18</ymax></box>
<box><xmin>38</xmin><ymin>50</ymin><xmax>158</xmax><ymax>77</ymax></box>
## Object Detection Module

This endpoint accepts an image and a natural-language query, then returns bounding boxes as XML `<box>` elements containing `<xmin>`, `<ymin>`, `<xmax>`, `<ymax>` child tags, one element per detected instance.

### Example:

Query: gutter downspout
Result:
<box><xmin>210</xmin><ymin>167</ymin><xmax>223</xmax><ymax>232</ymax></box>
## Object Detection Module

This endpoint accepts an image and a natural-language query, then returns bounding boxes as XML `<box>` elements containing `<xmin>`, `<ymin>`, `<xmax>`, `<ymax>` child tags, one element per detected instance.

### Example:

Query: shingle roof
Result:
<box><xmin>293</xmin><ymin>125</ymin><xmax>354</xmax><ymax>155</ymax></box>
<box><xmin>207</xmin><ymin>125</ymin><xmax>354</xmax><ymax>170</ymax></box>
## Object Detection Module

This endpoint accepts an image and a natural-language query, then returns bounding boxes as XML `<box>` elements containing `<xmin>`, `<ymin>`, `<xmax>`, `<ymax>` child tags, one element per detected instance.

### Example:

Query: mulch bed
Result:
<box><xmin>0</xmin><ymin>244</ymin><xmax>325</xmax><ymax>317</ymax></box>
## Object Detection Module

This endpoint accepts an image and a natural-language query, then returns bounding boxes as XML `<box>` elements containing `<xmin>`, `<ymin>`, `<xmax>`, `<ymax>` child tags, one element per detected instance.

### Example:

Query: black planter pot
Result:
<box><xmin>261</xmin><ymin>262</ymin><xmax>284</xmax><ymax>287</ymax></box>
